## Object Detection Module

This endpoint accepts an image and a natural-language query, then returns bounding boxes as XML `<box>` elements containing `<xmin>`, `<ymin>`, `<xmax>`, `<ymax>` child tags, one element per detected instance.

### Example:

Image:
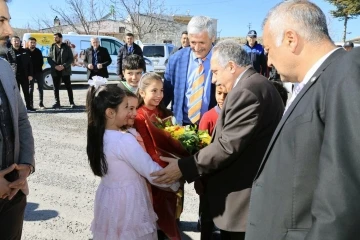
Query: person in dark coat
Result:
<box><xmin>245</xmin><ymin>1</ymin><xmax>360</xmax><ymax>239</ymax></box>
<box><xmin>116</xmin><ymin>33</ymin><xmax>144</xmax><ymax>79</ymax></box>
<box><xmin>26</xmin><ymin>37</ymin><xmax>45</xmax><ymax>109</ymax></box>
<box><xmin>83</xmin><ymin>37</ymin><xmax>112</xmax><ymax>80</ymax></box>
<box><xmin>10</xmin><ymin>36</ymin><xmax>34</xmax><ymax>111</ymax></box>
<box><xmin>47</xmin><ymin>33</ymin><xmax>75</xmax><ymax>108</ymax></box>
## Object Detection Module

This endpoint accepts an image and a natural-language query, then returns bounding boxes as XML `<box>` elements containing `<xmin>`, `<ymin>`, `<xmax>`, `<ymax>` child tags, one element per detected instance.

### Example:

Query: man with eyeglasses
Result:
<box><xmin>243</xmin><ymin>30</ymin><xmax>267</xmax><ymax>76</ymax></box>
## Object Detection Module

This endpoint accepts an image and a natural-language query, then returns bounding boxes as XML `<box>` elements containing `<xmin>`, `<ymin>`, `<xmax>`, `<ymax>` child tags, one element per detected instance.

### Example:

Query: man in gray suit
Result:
<box><xmin>151</xmin><ymin>39</ymin><xmax>284</xmax><ymax>240</ymax></box>
<box><xmin>0</xmin><ymin>0</ymin><xmax>35</xmax><ymax>239</ymax></box>
<box><xmin>245</xmin><ymin>1</ymin><xmax>360</xmax><ymax>240</ymax></box>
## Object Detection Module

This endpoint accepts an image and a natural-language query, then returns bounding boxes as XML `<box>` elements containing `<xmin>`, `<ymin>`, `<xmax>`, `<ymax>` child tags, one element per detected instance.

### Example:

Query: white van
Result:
<box><xmin>142</xmin><ymin>43</ymin><xmax>175</xmax><ymax>73</ymax></box>
<box><xmin>22</xmin><ymin>32</ymin><xmax>154</xmax><ymax>89</ymax></box>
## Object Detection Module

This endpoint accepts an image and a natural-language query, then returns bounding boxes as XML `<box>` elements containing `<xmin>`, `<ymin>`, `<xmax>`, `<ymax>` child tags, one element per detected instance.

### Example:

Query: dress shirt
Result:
<box><xmin>284</xmin><ymin>47</ymin><xmax>340</xmax><ymax>113</ymax></box>
<box><xmin>183</xmin><ymin>49</ymin><xmax>213</xmax><ymax>124</ymax></box>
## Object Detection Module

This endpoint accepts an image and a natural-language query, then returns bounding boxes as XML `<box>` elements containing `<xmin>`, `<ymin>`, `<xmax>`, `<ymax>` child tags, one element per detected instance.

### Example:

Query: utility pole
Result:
<box><xmin>248</xmin><ymin>22</ymin><xmax>252</xmax><ymax>31</ymax></box>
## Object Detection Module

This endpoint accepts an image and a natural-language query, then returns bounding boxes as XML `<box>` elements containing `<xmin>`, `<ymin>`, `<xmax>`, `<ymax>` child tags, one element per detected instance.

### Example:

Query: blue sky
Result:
<box><xmin>8</xmin><ymin>0</ymin><xmax>360</xmax><ymax>42</ymax></box>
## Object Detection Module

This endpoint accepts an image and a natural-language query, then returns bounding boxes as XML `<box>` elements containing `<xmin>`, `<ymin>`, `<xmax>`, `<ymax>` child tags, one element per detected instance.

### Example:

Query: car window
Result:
<box><xmin>101</xmin><ymin>39</ymin><xmax>119</xmax><ymax>55</ymax></box>
<box><xmin>143</xmin><ymin>46</ymin><xmax>165</xmax><ymax>57</ymax></box>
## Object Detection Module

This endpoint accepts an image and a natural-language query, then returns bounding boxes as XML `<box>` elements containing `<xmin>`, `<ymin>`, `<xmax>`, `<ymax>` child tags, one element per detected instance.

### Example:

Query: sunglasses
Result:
<box><xmin>249</xmin><ymin>36</ymin><xmax>257</xmax><ymax>39</ymax></box>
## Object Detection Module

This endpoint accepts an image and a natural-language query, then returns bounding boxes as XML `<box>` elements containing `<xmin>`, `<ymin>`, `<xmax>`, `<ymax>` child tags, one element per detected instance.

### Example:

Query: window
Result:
<box><xmin>119</xmin><ymin>27</ymin><xmax>125</xmax><ymax>33</ymax></box>
<box><xmin>143</xmin><ymin>46</ymin><xmax>165</xmax><ymax>57</ymax></box>
<box><xmin>80</xmin><ymin>40</ymin><xmax>90</xmax><ymax>50</ymax></box>
<box><xmin>101</xmin><ymin>39</ymin><xmax>122</xmax><ymax>55</ymax></box>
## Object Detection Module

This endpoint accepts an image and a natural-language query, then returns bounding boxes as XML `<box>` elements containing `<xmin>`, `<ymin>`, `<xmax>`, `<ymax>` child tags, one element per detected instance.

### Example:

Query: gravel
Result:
<box><xmin>22</xmin><ymin>84</ymin><xmax>200</xmax><ymax>240</ymax></box>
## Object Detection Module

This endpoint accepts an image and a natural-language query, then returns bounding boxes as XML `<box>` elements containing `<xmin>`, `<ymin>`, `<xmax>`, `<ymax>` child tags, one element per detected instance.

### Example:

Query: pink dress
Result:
<box><xmin>91</xmin><ymin>130</ymin><xmax>179</xmax><ymax>240</ymax></box>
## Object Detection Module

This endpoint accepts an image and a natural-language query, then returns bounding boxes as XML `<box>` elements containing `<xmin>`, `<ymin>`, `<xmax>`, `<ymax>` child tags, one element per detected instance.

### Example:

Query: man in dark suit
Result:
<box><xmin>0</xmin><ymin>1</ymin><xmax>35</xmax><ymax>238</ymax></box>
<box><xmin>245</xmin><ymin>1</ymin><xmax>360</xmax><ymax>240</ymax></box>
<box><xmin>163</xmin><ymin>16</ymin><xmax>217</xmax><ymax>125</ymax></box>
<box><xmin>116</xmin><ymin>33</ymin><xmax>144</xmax><ymax>79</ymax></box>
<box><xmin>151</xmin><ymin>39</ymin><xmax>284</xmax><ymax>240</ymax></box>
<box><xmin>10</xmin><ymin>36</ymin><xmax>34</xmax><ymax>112</ymax></box>
<box><xmin>83</xmin><ymin>37</ymin><xmax>112</xmax><ymax>80</ymax></box>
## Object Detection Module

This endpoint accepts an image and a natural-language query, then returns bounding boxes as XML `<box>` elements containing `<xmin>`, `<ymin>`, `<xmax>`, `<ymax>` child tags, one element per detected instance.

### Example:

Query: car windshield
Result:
<box><xmin>143</xmin><ymin>46</ymin><xmax>164</xmax><ymax>57</ymax></box>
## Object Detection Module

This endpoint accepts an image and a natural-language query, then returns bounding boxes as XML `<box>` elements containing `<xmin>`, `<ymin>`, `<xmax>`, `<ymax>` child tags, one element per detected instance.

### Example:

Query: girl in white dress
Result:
<box><xmin>86</xmin><ymin>82</ymin><xmax>179</xmax><ymax>240</ymax></box>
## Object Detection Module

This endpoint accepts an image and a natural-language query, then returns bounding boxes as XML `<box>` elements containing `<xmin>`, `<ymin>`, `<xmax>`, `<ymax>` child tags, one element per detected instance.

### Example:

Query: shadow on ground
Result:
<box><xmin>24</xmin><ymin>202</ymin><xmax>59</xmax><ymax>221</ymax></box>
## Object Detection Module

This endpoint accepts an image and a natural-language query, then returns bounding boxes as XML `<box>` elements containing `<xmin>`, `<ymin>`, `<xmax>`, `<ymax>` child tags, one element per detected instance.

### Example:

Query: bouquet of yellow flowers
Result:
<box><xmin>163</xmin><ymin>125</ymin><xmax>211</xmax><ymax>155</ymax></box>
<box><xmin>143</xmin><ymin>114</ymin><xmax>212</xmax><ymax>158</ymax></box>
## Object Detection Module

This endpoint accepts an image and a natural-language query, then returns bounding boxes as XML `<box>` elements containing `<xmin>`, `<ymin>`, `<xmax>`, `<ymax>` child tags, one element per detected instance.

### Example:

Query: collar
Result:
<box><xmin>190</xmin><ymin>47</ymin><xmax>213</xmax><ymax>63</ymax></box>
<box><xmin>299</xmin><ymin>47</ymin><xmax>340</xmax><ymax>87</ymax></box>
<box><xmin>233</xmin><ymin>67</ymin><xmax>251</xmax><ymax>89</ymax></box>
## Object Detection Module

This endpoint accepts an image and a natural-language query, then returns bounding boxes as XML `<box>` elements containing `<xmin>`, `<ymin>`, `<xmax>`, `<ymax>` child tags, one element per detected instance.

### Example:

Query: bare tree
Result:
<box><xmin>33</xmin><ymin>0</ymin><xmax>108</xmax><ymax>34</ymax></box>
<box><xmin>109</xmin><ymin>0</ymin><xmax>178</xmax><ymax>41</ymax></box>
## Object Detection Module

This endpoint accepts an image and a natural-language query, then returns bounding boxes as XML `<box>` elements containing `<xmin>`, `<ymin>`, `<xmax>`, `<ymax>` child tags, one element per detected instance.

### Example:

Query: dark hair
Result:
<box><xmin>137</xmin><ymin>73</ymin><xmax>172</xmax><ymax>116</ymax></box>
<box><xmin>28</xmin><ymin>37</ymin><xmax>37</xmax><ymax>42</ymax></box>
<box><xmin>181</xmin><ymin>31</ymin><xmax>188</xmax><ymax>35</ymax></box>
<box><xmin>11</xmin><ymin>36</ymin><xmax>20</xmax><ymax>40</ymax></box>
<box><xmin>271</xmin><ymin>80</ymin><xmax>288</xmax><ymax>106</ymax></box>
<box><xmin>122</xmin><ymin>54</ymin><xmax>145</xmax><ymax>71</ymax></box>
<box><xmin>126</xmin><ymin>33</ymin><xmax>134</xmax><ymax>37</ymax></box>
<box><xmin>86</xmin><ymin>84</ymin><xmax>127</xmax><ymax>177</ymax></box>
<box><xmin>54</xmin><ymin>33</ymin><xmax>63</xmax><ymax>38</ymax></box>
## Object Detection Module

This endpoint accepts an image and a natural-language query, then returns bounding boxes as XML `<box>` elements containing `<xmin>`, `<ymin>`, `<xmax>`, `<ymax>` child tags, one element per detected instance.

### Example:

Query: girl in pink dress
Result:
<box><xmin>86</xmin><ymin>83</ymin><xmax>179</xmax><ymax>240</ymax></box>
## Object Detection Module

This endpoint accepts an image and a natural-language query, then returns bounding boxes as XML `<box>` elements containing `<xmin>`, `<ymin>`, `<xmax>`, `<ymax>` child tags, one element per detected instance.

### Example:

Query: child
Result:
<box><xmin>123</xmin><ymin>90</ymin><xmax>146</xmax><ymax>149</ymax></box>
<box><xmin>86</xmin><ymin>84</ymin><xmax>179</xmax><ymax>240</ymax></box>
<box><xmin>118</xmin><ymin>54</ymin><xmax>145</xmax><ymax>94</ymax></box>
<box><xmin>197</xmin><ymin>84</ymin><xmax>227</xmax><ymax>239</ymax></box>
<box><xmin>134</xmin><ymin>73</ymin><xmax>181</xmax><ymax>240</ymax></box>
<box><xmin>123</xmin><ymin>91</ymin><xmax>153</xmax><ymax>202</ymax></box>
<box><xmin>199</xmin><ymin>84</ymin><xmax>227</xmax><ymax>135</ymax></box>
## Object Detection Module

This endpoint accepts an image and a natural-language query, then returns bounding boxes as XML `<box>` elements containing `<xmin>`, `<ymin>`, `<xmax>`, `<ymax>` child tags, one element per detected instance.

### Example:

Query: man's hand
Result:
<box><xmin>55</xmin><ymin>65</ymin><xmax>64</xmax><ymax>71</ymax></box>
<box><xmin>8</xmin><ymin>164</ymin><xmax>31</xmax><ymax>200</ymax></box>
<box><xmin>88</xmin><ymin>64</ymin><xmax>94</xmax><ymax>70</ymax></box>
<box><xmin>28</xmin><ymin>76</ymin><xmax>33</xmax><ymax>81</ymax></box>
<box><xmin>97</xmin><ymin>64</ymin><xmax>103</xmax><ymax>69</ymax></box>
<box><xmin>150</xmin><ymin>157</ymin><xmax>182</xmax><ymax>184</ymax></box>
<box><xmin>0</xmin><ymin>164</ymin><xmax>16</xmax><ymax>199</ymax></box>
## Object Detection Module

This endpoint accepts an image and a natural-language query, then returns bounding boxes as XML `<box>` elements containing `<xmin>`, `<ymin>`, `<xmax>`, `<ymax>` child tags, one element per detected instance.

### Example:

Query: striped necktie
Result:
<box><xmin>188</xmin><ymin>58</ymin><xmax>205</xmax><ymax>123</ymax></box>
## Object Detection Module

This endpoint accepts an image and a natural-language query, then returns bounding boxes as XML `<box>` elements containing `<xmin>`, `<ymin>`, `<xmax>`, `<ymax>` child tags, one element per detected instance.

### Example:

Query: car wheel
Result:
<box><xmin>43</xmin><ymin>69</ymin><xmax>53</xmax><ymax>90</ymax></box>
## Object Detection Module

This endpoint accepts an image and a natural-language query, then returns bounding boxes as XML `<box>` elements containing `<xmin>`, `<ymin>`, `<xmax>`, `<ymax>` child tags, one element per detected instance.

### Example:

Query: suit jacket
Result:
<box><xmin>178</xmin><ymin>68</ymin><xmax>284</xmax><ymax>231</ymax></box>
<box><xmin>83</xmin><ymin>46</ymin><xmax>112</xmax><ymax>79</ymax></box>
<box><xmin>116</xmin><ymin>42</ymin><xmax>144</xmax><ymax>75</ymax></box>
<box><xmin>0</xmin><ymin>59</ymin><xmax>35</xmax><ymax>193</ymax></box>
<box><xmin>47</xmin><ymin>43</ymin><xmax>74</xmax><ymax>76</ymax></box>
<box><xmin>245</xmin><ymin>48</ymin><xmax>360</xmax><ymax>240</ymax></box>
<box><xmin>163</xmin><ymin>47</ymin><xmax>217</xmax><ymax>125</ymax></box>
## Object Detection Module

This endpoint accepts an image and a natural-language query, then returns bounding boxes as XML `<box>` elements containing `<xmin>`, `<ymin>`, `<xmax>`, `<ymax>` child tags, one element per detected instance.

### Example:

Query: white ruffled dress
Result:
<box><xmin>91</xmin><ymin>130</ymin><xmax>179</xmax><ymax>240</ymax></box>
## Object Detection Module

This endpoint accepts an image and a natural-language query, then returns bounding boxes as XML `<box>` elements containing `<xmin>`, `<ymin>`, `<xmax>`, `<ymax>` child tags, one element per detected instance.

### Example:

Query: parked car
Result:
<box><xmin>22</xmin><ymin>32</ymin><xmax>154</xmax><ymax>89</ymax></box>
<box><xmin>142</xmin><ymin>43</ymin><xmax>175</xmax><ymax>73</ymax></box>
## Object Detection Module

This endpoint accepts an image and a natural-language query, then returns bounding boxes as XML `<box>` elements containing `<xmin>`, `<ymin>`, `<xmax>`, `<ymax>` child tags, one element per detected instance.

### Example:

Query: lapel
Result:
<box><xmin>211</xmin><ymin>67</ymin><xmax>257</xmax><ymax>139</ymax></box>
<box><xmin>0</xmin><ymin>59</ymin><xmax>17</xmax><ymax>116</ymax></box>
<box><xmin>254</xmin><ymin>48</ymin><xmax>345</xmax><ymax>179</ymax></box>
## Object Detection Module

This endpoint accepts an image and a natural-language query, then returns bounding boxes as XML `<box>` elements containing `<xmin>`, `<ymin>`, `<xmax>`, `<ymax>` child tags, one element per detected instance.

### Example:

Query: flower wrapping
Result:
<box><xmin>143</xmin><ymin>114</ymin><xmax>191</xmax><ymax>159</ymax></box>
<box><xmin>143</xmin><ymin>113</ymin><xmax>211</xmax><ymax>159</ymax></box>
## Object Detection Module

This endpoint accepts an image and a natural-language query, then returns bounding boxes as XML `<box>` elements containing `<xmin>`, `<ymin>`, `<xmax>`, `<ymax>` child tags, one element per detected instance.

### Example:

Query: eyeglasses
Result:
<box><xmin>248</xmin><ymin>36</ymin><xmax>257</xmax><ymax>39</ymax></box>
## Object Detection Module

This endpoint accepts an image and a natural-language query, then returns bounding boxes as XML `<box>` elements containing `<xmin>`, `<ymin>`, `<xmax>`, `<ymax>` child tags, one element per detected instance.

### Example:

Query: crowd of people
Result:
<box><xmin>1</xmin><ymin>0</ymin><xmax>360</xmax><ymax>240</ymax></box>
